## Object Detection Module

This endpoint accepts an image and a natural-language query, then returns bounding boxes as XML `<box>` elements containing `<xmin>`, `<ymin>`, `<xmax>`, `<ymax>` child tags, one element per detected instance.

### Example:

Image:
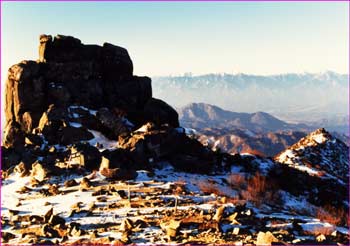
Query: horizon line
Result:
<box><xmin>150</xmin><ymin>70</ymin><xmax>349</xmax><ymax>77</ymax></box>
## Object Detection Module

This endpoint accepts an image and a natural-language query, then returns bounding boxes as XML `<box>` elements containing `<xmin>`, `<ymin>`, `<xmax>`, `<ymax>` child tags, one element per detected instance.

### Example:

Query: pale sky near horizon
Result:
<box><xmin>1</xmin><ymin>1</ymin><xmax>349</xmax><ymax>77</ymax></box>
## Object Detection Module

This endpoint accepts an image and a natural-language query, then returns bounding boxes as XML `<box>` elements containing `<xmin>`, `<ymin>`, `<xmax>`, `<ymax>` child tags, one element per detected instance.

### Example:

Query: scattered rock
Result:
<box><xmin>31</xmin><ymin>162</ymin><xmax>49</xmax><ymax>181</ymax></box>
<box><xmin>80</xmin><ymin>177</ymin><xmax>92</xmax><ymax>190</ymax></box>
<box><xmin>213</xmin><ymin>206</ymin><xmax>225</xmax><ymax>222</ymax></box>
<box><xmin>64</xmin><ymin>179</ymin><xmax>78</xmax><ymax>187</ymax></box>
<box><xmin>160</xmin><ymin>219</ymin><xmax>181</xmax><ymax>238</ymax></box>
<box><xmin>100</xmin><ymin>168</ymin><xmax>138</xmax><ymax>180</ymax></box>
<box><xmin>14</xmin><ymin>162</ymin><xmax>30</xmax><ymax>177</ymax></box>
<box><xmin>2</xmin><ymin>231</ymin><xmax>16</xmax><ymax>242</ymax></box>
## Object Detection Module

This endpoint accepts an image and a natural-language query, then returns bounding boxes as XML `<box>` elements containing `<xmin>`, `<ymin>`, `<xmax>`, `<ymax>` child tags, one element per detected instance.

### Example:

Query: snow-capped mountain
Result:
<box><xmin>153</xmin><ymin>72</ymin><xmax>348</xmax><ymax>126</ymax></box>
<box><xmin>275</xmin><ymin>128</ymin><xmax>349</xmax><ymax>184</ymax></box>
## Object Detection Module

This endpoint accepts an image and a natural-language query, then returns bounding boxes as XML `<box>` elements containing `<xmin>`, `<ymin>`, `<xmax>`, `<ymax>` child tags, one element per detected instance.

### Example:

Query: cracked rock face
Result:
<box><xmin>3</xmin><ymin>34</ymin><xmax>179</xmax><ymax>148</ymax></box>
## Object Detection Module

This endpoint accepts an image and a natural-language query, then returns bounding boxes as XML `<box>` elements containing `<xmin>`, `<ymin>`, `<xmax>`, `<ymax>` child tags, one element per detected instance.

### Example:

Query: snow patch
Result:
<box><xmin>87</xmin><ymin>129</ymin><xmax>118</xmax><ymax>150</ymax></box>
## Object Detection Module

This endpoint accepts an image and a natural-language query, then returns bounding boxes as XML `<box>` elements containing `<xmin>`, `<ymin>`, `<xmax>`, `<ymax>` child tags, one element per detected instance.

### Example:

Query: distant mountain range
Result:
<box><xmin>177</xmin><ymin>103</ymin><xmax>349</xmax><ymax>156</ymax></box>
<box><xmin>178</xmin><ymin>102</ymin><xmax>310</xmax><ymax>132</ymax></box>
<box><xmin>152</xmin><ymin>72</ymin><xmax>348</xmax><ymax>127</ymax></box>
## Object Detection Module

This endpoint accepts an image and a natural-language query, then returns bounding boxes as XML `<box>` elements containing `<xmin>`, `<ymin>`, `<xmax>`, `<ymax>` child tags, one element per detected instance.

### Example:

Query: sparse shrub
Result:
<box><xmin>197</xmin><ymin>181</ymin><xmax>225</xmax><ymax>196</ymax></box>
<box><xmin>240</xmin><ymin>172</ymin><xmax>283</xmax><ymax>207</ymax></box>
<box><xmin>228</xmin><ymin>173</ymin><xmax>246</xmax><ymax>190</ymax></box>
<box><xmin>309</xmin><ymin>226</ymin><xmax>335</xmax><ymax>236</ymax></box>
<box><xmin>316</xmin><ymin>205</ymin><xmax>349</xmax><ymax>226</ymax></box>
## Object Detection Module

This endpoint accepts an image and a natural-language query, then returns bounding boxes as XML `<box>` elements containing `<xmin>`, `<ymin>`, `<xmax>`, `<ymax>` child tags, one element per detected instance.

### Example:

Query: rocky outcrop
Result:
<box><xmin>3</xmin><ymin>34</ymin><xmax>216</xmax><ymax>178</ymax></box>
<box><xmin>4</xmin><ymin>34</ymin><xmax>178</xmax><ymax>148</ymax></box>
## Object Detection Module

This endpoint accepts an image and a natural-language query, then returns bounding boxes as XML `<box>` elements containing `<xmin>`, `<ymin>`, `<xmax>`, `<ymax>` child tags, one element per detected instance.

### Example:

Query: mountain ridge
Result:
<box><xmin>178</xmin><ymin>102</ymin><xmax>310</xmax><ymax>132</ymax></box>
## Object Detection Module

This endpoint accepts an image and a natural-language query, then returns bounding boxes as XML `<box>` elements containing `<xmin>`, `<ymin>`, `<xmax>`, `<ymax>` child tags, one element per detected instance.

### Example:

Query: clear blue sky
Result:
<box><xmin>1</xmin><ymin>1</ymin><xmax>349</xmax><ymax>77</ymax></box>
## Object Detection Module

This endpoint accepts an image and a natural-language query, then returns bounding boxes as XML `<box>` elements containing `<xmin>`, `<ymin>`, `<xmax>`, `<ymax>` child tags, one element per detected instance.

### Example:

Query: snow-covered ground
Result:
<box><xmin>2</xmin><ymin>163</ymin><xmax>348</xmax><ymax>245</ymax></box>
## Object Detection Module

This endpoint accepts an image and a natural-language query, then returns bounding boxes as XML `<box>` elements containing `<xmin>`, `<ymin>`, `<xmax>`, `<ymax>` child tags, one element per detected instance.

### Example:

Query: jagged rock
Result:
<box><xmin>1</xmin><ymin>146</ymin><xmax>22</xmax><ymax>170</ymax></box>
<box><xmin>14</xmin><ymin>161</ymin><xmax>30</xmax><ymax>177</ymax></box>
<box><xmin>69</xmin><ymin>143</ymin><xmax>101</xmax><ymax>171</ymax></box>
<box><xmin>96</xmin><ymin>108</ymin><xmax>132</xmax><ymax>138</ymax></box>
<box><xmin>64</xmin><ymin>179</ymin><xmax>78</xmax><ymax>188</ymax></box>
<box><xmin>25</xmin><ymin>134</ymin><xmax>43</xmax><ymax>146</ymax></box>
<box><xmin>43</xmin><ymin>208</ymin><xmax>53</xmax><ymax>223</ymax></box>
<box><xmin>3</xmin><ymin>34</ymin><xmax>181</xmax><ymax>168</ymax></box>
<box><xmin>100</xmin><ymin>168</ymin><xmax>138</xmax><ymax>180</ymax></box>
<box><xmin>120</xmin><ymin>218</ymin><xmax>133</xmax><ymax>233</ymax></box>
<box><xmin>3</xmin><ymin>121</ymin><xmax>25</xmax><ymax>149</ymax></box>
<box><xmin>31</xmin><ymin>162</ymin><xmax>49</xmax><ymax>182</ymax></box>
<box><xmin>2</xmin><ymin>231</ymin><xmax>16</xmax><ymax>242</ymax></box>
<box><xmin>48</xmin><ymin>215</ymin><xmax>65</xmax><ymax>226</ymax></box>
<box><xmin>213</xmin><ymin>206</ymin><xmax>225</xmax><ymax>222</ymax></box>
<box><xmin>100</xmin><ymin>151</ymin><xmax>123</xmax><ymax>170</ymax></box>
<box><xmin>59</xmin><ymin>125</ymin><xmax>94</xmax><ymax>145</ymax></box>
<box><xmin>42</xmin><ymin>224</ymin><xmax>60</xmax><ymax>238</ymax></box>
<box><xmin>80</xmin><ymin>177</ymin><xmax>92</xmax><ymax>190</ymax></box>
<box><xmin>256</xmin><ymin>231</ymin><xmax>279</xmax><ymax>245</ymax></box>
<box><xmin>37</xmin><ymin>105</ymin><xmax>70</xmax><ymax>144</ymax></box>
<box><xmin>160</xmin><ymin>219</ymin><xmax>181</xmax><ymax>238</ymax></box>
<box><xmin>5</xmin><ymin>61</ymin><xmax>43</xmax><ymax>130</ymax></box>
<box><xmin>316</xmin><ymin>234</ymin><xmax>326</xmax><ymax>242</ymax></box>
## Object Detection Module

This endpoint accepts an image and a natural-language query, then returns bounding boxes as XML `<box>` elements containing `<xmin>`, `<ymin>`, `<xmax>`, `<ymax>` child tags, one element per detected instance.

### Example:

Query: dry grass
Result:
<box><xmin>198</xmin><ymin>172</ymin><xmax>283</xmax><ymax>207</ymax></box>
<box><xmin>240</xmin><ymin>172</ymin><xmax>282</xmax><ymax>207</ymax></box>
<box><xmin>197</xmin><ymin>181</ymin><xmax>226</xmax><ymax>196</ymax></box>
<box><xmin>228</xmin><ymin>173</ymin><xmax>246</xmax><ymax>190</ymax></box>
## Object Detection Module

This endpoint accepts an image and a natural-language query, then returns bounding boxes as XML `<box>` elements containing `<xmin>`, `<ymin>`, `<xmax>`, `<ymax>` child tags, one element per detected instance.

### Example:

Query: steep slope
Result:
<box><xmin>196</xmin><ymin>128</ymin><xmax>306</xmax><ymax>156</ymax></box>
<box><xmin>275</xmin><ymin>128</ymin><xmax>349</xmax><ymax>184</ymax></box>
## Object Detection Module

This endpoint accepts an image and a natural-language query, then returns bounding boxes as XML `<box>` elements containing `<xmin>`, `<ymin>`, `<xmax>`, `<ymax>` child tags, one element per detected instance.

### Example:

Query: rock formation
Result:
<box><xmin>4</xmin><ymin>34</ymin><xmax>178</xmax><ymax>146</ymax></box>
<box><xmin>2</xmin><ymin>34</ymin><xmax>215</xmax><ymax>175</ymax></box>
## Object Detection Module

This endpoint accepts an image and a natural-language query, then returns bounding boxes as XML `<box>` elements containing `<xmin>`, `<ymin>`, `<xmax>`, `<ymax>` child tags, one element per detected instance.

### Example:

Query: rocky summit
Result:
<box><xmin>1</xmin><ymin>35</ymin><xmax>349</xmax><ymax>245</ymax></box>
<box><xmin>2</xmin><ymin>34</ymin><xmax>214</xmax><ymax>174</ymax></box>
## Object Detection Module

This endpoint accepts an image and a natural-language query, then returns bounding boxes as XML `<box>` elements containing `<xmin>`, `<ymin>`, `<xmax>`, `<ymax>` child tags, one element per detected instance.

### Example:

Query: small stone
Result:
<box><xmin>71</xmin><ymin>202</ymin><xmax>83</xmax><ymax>210</ymax></box>
<box><xmin>88</xmin><ymin>202</ymin><xmax>96</xmax><ymax>210</ymax></box>
<box><xmin>213</xmin><ymin>206</ymin><xmax>225</xmax><ymax>222</ymax></box>
<box><xmin>31</xmin><ymin>162</ymin><xmax>49</xmax><ymax>182</ymax></box>
<box><xmin>16</xmin><ymin>186</ymin><xmax>32</xmax><ymax>194</ymax></box>
<box><xmin>14</xmin><ymin>162</ymin><xmax>30</xmax><ymax>177</ymax></box>
<box><xmin>120</xmin><ymin>218</ymin><xmax>133</xmax><ymax>233</ymax></box>
<box><xmin>64</xmin><ymin>179</ymin><xmax>78</xmax><ymax>188</ymax></box>
<box><xmin>80</xmin><ymin>177</ymin><xmax>92</xmax><ymax>190</ymax></box>
<box><xmin>160</xmin><ymin>219</ymin><xmax>181</xmax><ymax>238</ymax></box>
<box><xmin>49</xmin><ymin>146</ymin><xmax>56</xmax><ymax>153</ymax></box>
<box><xmin>44</xmin><ymin>208</ymin><xmax>53</xmax><ymax>222</ymax></box>
<box><xmin>2</xmin><ymin>231</ymin><xmax>16</xmax><ymax>242</ymax></box>
<box><xmin>90</xmin><ymin>230</ymin><xmax>99</xmax><ymax>239</ymax></box>
<box><xmin>233</xmin><ymin>227</ymin><xmax>240</xmax><ymax>235</ymax></box>
<box><xmin>29</xmin><ymin>215</ymin><xmax>43</xmax><ymax>225</ymax></box>
<box><xmin>96</xmin><ymin>196</ymin><xmax>107</xmax><ymax>202</ymax></box>
<box><xmin>9</xmin><ymin>209</ymin><xmax>20</xmax><ymax>216</ymax></box>
<box><xmin>256</xmin><ymin>231</ymin><xmax>279</xmax><ymax>245</ymax></box>
<box><xmin>42</xmin><ymin>224</ymin><xmax>60</xmax><ymax>238</ymax></box>
<box><xmin>49</xmin><ymin>215</ymin><xmax>65</xmax><ymax>226</ymax></box>
<box><xmin>316</xmin><ymin>234</ymin><xmax>326</xmax><ymax>242</ymax></box>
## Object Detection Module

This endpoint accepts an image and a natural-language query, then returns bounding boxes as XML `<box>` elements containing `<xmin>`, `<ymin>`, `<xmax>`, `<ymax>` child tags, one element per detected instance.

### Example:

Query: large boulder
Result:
<box><xmin>69</xmin><ymin>143</ymin><xmax>102</xmax><ymax>171</ymax></box>
<box><xmin>96</xmin><ymin>108</ymin><xmax>132</xmax><ymax>139</ymax></box>
<box><xmin>143</xmin><ymin>98</ymin><xmax>179</xmax><ymax>128</ymax></box>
